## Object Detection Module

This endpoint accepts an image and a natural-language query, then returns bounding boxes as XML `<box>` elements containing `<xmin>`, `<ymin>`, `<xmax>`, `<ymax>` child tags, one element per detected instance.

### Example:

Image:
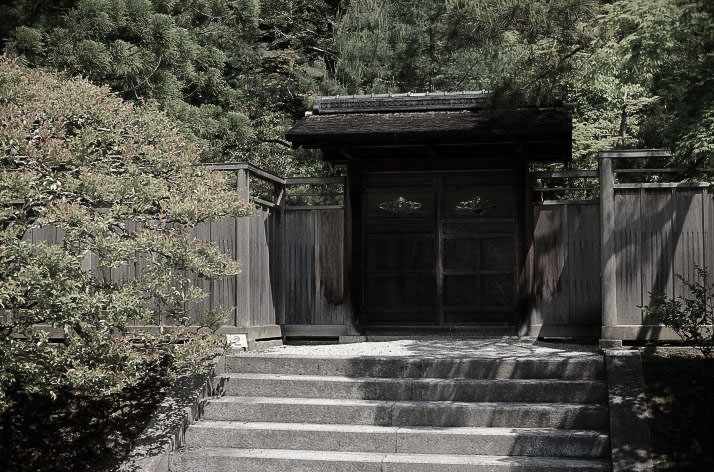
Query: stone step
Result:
<box><xmin>170</xmin><ymin>447</ymin><xmax>612</xmax><ymax>472</ymax></box>
<box><xmin>202</xmin><ymin>396</ymin><xmax>609</xmax><ymax>429</ymax></box>
<box><xmin>185</xmin><ymin>421</ymin><xmax>610</xmax><ymax>457</ymax></box>
<box><xmin>219</xmin><ymin>373</ymin><xmax>607</xmax><ymax>403</ymax></box>
<box><xmin>224</xmin><ymin>355</ymin><xmax>605</xmax><ymax>380</ymax></box>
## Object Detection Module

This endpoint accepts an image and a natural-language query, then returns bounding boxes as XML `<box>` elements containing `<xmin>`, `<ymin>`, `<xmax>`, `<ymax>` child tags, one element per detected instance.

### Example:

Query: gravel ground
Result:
<box><xmin>237</xmin><ymin>337</ymin><xmax>601</xmax><ymax>359</ymax></box>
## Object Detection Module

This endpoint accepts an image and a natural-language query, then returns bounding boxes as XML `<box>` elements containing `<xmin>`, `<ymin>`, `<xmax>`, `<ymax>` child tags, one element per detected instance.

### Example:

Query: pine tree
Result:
<box><xmin>334</xmin><ymin>0</ymin><xmax>597</xmax><ymax>100</ymax></box>
<box><xmin>4</xmin><ymin>0</ymin><xmax>262</xmax><ymax>161</ymax></box>
<box><xmin>333</xmin><ymin>0</ymin><xmax>712</xmax><ymax>169</ymax></box>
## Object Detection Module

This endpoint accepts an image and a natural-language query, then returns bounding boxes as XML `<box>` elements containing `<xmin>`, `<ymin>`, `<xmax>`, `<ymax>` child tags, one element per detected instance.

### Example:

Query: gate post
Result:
<box><xmin>599</xmin><ymin>152</ymin><xmax>621</xmax><ymax>348</ymax></box>
<box><xmin>235</xmin><ymin>168</ymin><xmax>251</xmax><ymax>329</ymax></box>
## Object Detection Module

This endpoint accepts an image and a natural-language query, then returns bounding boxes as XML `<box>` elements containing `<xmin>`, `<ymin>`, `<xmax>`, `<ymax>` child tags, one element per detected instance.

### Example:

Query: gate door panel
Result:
<box><xmin>441</xmin><ymin>173</ymin><xmax>516</xmax><ymax>324</ymax></box>
<box><xmin>363</xmin><ymin>174</ymin><xmax>437</xmax><ymax>323</ymax></box>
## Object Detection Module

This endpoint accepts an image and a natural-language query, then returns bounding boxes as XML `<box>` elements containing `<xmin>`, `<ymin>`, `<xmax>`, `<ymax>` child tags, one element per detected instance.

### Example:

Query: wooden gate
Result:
<box><xmin>362</xmin><ymin>171</ymin><xmax>518</xmax><ymax>326</ymax></box>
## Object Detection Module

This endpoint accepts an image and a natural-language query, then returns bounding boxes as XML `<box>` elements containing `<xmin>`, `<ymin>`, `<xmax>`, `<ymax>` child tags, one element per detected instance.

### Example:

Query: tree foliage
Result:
<box><xmin>567</xmin><ymin>0</ymin><xmax>714</xmax><ymax>167</ymax></box>
<box><xmin>1</xmin><ymin>0</ymin><xmax>340</xmax><ymax>174</ymax></box>
<box><xmin>333</xmin><ymin>0</ymin><xmax>713</xmax><ymax>168</ymax></box>
<box><xmin>3</xmin><ymin>0</ymin><xmax>261</xmax><ymax>161</ymax></box>
<box><xmin>0</xmin><ymin>56</ymin><xmax>252</xmax><ymax>411</ymax></box>
<box><xmin>334</xmin><ymin>0</ymin><xmax>596</xmax><ymax>99</ymax></box>
<box><xmin>3</xmin><ymin>0</ymin><xmax>711</xmax><ymax>170</ymax></box>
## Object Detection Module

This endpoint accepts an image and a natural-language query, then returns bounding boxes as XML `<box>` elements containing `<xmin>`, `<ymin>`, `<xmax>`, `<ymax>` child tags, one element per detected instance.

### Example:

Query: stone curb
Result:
<box><xmin>604</xmin><ymin>349</ymin><xmax>654</xmax><ymax>472</ymax></box>
<box><xmin>118</xmin><ymin>355</ymin><xmax>226</xmax><ymax>472</ymax></box>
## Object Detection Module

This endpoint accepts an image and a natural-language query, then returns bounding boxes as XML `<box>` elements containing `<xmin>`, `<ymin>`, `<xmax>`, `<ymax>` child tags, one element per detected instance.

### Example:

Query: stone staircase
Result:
<box><xmin>170</xmin><ymin>354</ymin><xmax>612</xmax><ymax>471</ymax></box>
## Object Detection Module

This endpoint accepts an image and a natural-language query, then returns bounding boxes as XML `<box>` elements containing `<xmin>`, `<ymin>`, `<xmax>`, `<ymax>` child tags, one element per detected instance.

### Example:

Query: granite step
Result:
<box><xmin>202</xmin><ymin>396</ymin><xmax>610</xmax><ymax>429</ymax></box>
<box><xmin>170</xmin><ymin>447</ymin><xmax>612</xmax><ymax>472</ymax></box>
<box><xmin>219</xmin><ymin>373</ymin><xmax>608</xmax><ymax>403</ymax></box>
<box><xmin>185</xmin><ymin>421</ymin><xmax>610</xmax><ymax>457</ymax></box>
<box><xmin>224</xmin><ymin>355</ymin><xmax>605</xmax><ymax>380</ymax></box>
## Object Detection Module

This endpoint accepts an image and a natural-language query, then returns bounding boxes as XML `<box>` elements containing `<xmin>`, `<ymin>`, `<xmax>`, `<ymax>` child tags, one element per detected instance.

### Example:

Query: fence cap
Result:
<box><xmin>598</xmin><ymin>149</ymin><xmax>672</xmax><ymax>159</ymax></box>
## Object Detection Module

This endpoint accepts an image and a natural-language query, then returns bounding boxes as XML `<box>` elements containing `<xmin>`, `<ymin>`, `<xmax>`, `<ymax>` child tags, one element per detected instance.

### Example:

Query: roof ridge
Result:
<box><xmin>314</xmin><ymin>91</ymin><xmax>489</xmax><ymax>115</ymax></box>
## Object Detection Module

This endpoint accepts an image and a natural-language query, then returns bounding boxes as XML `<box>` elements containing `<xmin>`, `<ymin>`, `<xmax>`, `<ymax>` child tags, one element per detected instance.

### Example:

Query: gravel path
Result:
<box><xmin>238</xmin><ymin>337</ymin><xmax>600</xmax><ymax>359</ymax></box>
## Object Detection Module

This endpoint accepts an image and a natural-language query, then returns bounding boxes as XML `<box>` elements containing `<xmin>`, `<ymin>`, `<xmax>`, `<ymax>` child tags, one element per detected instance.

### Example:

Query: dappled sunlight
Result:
<box><xmin>241</xmin><ymin>336</ymin><xmax>600</xmax><ymax>359</ymax></box>
<box><xmin>172</xmin><ymin>343</ymin><xmax>611</xmax><ymax>470</ymax></box>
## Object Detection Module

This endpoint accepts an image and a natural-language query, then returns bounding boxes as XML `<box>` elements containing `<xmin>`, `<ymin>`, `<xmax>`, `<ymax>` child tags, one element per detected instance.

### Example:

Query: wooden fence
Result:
<box><xmin>605</xmin><ymin>164</ymin><xmax>714</xmax><ymax>340</ymax></box>
<box><xmin>527</xmin><ymin>201</ymin><xmax>601</xmax><ymax>337</ymax></box>
<box><xmin>529</xmin><ymin>151</ymin><xmax>714</xmax><ymax>340</ymax></box>
<box><xmin>22</xmin><ymin>215</ymin><xmax>278</xmax><ymax>337</ymax></box>
<box><xmin>188</xmin><ymin>213</ymin><xmax>277</xmax><ymax>330</ymax></box>
<box><xmin>20</xmin><ymin>163</ymin><xmax>348</xmax><ymax>343</ymax></box>
<box><xmin>273</xmin><ymin>208</ymin><xmax>352</xmax><ymax>336</ymax></box>
<box><xmin>201</xmin><ymin>164</ymin><xmax>350</xmax><ymax>339</ymax></box>
<box><xmin>18</xmin><ymin>152</ymin><xmax>714</xmax><ymax>341</ymax></box>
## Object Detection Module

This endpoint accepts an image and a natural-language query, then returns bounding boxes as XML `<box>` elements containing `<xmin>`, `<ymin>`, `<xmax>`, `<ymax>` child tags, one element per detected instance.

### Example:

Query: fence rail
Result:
<box><xmin>200</xmin><ymin>162</ymin><xmax>346</xmax><ymax>210</ymax></box>
<box><xmin>530</xmin><ymin>169</ymin><xmax>599</xmax><ymax>204</ymax></box>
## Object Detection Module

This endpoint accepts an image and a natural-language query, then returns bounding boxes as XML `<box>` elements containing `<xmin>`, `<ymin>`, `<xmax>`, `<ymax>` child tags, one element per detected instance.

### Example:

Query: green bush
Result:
<box><xmin>0</xmin><ymin>56</ymin><xmax>252</xmax><ymax>412</ymax></box>
<box><xmin>643</xmin><ymin>266</ymin><xmax>714</xmax><ymax>359</ymax></box>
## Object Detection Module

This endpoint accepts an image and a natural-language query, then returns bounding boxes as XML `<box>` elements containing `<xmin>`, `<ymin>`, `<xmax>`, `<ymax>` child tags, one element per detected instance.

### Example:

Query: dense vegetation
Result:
<box><xmin>0</xmin><ymin>56</ymin><xmax>251</xmax><ymax>412</ymax></box>
<box><xmin>0</xmin><ymin>0</ymin><xmax>712</xmax><ymax>428</ymax></box>
<box><xmin>0</xmin><ymin>3</ymin><xmax>711</xmax><ymax>468</ymax></box>
<box><xmin>3</xmin><ymin>0</ymin><xmax>712</xmax><ymax>172</ymax></box>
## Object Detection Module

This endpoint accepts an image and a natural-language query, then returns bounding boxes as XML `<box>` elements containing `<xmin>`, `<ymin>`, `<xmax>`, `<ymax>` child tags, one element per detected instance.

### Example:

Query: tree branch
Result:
<box><xmin>260</xmin><ymin>138</ymin><xmax>292</xmax><ymax>148</ymax></box>
<box><xmin>119</xmin><ymin>55</ymin><xmax>163</xmax><ymax>95</ymax></box>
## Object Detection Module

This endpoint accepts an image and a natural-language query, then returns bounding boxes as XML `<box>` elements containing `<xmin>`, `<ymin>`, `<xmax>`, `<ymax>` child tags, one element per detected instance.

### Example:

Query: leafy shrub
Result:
<box><xmin>643</xmin><ymin>266</ymin><xmax>714</xmax><ymax>358</ymax></box>
<box><xmin>0</xmin><ymin>56</ymin><xmax>252</xmax><ymax>412</ymax></box>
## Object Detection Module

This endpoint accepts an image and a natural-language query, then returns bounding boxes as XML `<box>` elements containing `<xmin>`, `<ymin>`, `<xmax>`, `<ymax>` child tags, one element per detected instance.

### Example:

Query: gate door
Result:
<box><xmin>362</xmin><ymin>171</ymin><xmax>517</xmax><ymax>326</ymax></box>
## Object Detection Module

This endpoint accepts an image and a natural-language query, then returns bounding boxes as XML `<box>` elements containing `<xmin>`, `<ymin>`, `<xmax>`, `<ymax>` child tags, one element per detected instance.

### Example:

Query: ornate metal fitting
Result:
<box><xmin>378</xmin><ymin>196</ymin><xmax>422</xmax><ymax>215</ymax></box>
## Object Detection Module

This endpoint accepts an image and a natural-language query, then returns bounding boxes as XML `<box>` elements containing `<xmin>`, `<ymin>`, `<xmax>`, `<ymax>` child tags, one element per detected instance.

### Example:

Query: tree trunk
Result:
<box><xmin>618</xmin><ymin>88</ymin><xmax>629</xmax><ymax>147</ymax></box>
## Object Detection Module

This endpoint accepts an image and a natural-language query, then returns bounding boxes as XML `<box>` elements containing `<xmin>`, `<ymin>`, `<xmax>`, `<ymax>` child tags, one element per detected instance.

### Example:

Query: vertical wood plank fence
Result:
<box><xmin>201</xmin><ymin>164</ymin><xmax>350</xmax><ymax>339</ymax></box>
<box><xmin>527</xmin><ymin>202</ymin><xmax>601</xmax><ymax>337</ymax></box>
<box><xmin>600</xmin><ymin>150</ymin><xmax>714</xmax><ymax>340</ymax></box>
<box><xmin>530</xmin><ymin>151</ymin><xmax>714</xmax><ymax>340</ymax></box>
<box><xmin>18</xmin><ymin>151</ymin><xmax>714</xmax><ymax>341</ymax></box>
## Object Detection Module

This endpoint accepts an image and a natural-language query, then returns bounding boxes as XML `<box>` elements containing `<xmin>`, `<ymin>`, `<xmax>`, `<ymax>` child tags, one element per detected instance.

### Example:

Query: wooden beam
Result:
<box><xmin>599</xmin><ymin>154</ymin><xmax>618</xmax><ymax>338</ymax></box>
<box><xmin>246</xmin><ymin>166</ymin><xmax>287</xmax><ymax>185</ymax></box>
<box><xmin>598</xmin><ymin>149</ymin><xmax>672</xmax><ymax>159</ymax></box>
<box><xmin>275</xmin><ymin>187</ymin><xmax>285</xmax><ymax>206</ymax></box>
<box><xmin>536</xmin><ymin>199</ymin><xmax>599</xmax><ymax>205</ymax></box>
<box><xmin>201</xmin><ymin>162</ymin><xmax>250</xmax><ymax>171</ymax></box>
<box><xmin>615</xmin><ymin>168</ymin><xmax>679</xmax><ymax>174</ymax></box>
<box><xmin>530</xmin><ymin>170</ymin><xmax>598</xmax><ymax>178</ymax></box>
<box><xmin>601</xmin><ymin>325</ymin><xmax>690</xmax><ymax>341</ymax></box>
<box><xmin>283</xmin><ymin>205</ymin><xmax>344</xmax><ymax>210</ymax></box>
<box><xmin>201</xmin><ymin>162</ymin><xmax>287</xmax><ymax>185</ymax></box>
<box><xmin>235</xmin><ymin>213</ymin><xmax>250</xmax><ymax>328</ymax></box>
<box><xmin>252</xmin><ymin>197</ymin><xmax>276</xmax><ymax>208</ymax></box>
<box><xmin>236</xmin><ymin>168</ymin><xmax>250</xmax><ymax>200</ymax></box>
<box><xmin>615</xmin><ymin>182</ymin><xmax>710</xmax><ymax>189</ymax></box>
<box><xmin>285</xmin><ymin>177</ymin><xmax>345</xmax><ymax>185</ymax></box>
<box><xmin>286</xmin><ymin>192</ymin><xmax>344</xmax><ymax>197</ymax></box>
<box><xmin>282</xmin><ymin>324</ymin><xmax>348</xmax><ymax>337</ymax></box>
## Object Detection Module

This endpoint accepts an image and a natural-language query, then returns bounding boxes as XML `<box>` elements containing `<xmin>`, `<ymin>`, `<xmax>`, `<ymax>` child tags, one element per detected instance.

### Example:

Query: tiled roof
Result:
<box><xmin>286</xmin><ymin>91</ymin><xmax>572</xmax><ymax>162</ymax></box>
<box><xmin>286</xmin><ymin>107</ymin><xmax>572</xmax><ymax>148</ymax></box>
